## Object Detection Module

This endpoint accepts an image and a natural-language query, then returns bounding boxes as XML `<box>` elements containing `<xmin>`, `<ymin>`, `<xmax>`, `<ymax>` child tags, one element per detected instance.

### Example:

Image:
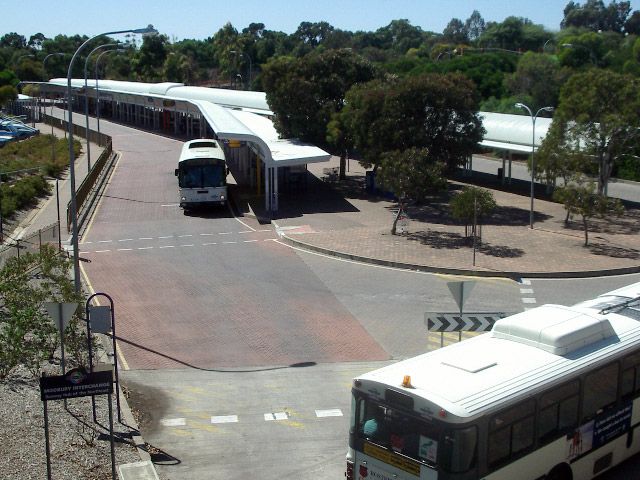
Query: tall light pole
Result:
<box><xmin>67</xmin><ymin>25</ymin><xmax>157</xmax><ymax>293</ymax></box>
<box><xmin>84</xmin><ymin>43</ymin><xmax>119</xmax><ymax>170</ymax></box>
<box><xmin>43</xmin><ymin>53</ymin><xmax>66</xmax><ymax>143</ymax></box>
<box><xmin>515</xmin><ymin>103</ymin><xmax>554</xmax><ymax>229</ymax></box>
<box><xmin>95</xmin><ymin>48</ymin><xmax>127</xmax><ymax>135</ymax></box>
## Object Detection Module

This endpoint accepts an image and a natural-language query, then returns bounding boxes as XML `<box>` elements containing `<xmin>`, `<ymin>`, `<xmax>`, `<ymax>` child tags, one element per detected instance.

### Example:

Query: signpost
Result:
<box><xmin>40</xmin><ymin>367</ymin><xmax>116</xmax><ymax>480</ymax></box>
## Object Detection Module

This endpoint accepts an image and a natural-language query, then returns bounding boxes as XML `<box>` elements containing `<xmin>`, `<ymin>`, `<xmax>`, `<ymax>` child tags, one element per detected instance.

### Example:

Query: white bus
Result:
<box><xmin>174</xmin><ymin>139</ymin><xmax>228</xmax><ymax>209</ymax></box>
<box><xmin>347</xmin><ymin>282</ymin><xmax>640</xmax><ymax>480</ymax></box>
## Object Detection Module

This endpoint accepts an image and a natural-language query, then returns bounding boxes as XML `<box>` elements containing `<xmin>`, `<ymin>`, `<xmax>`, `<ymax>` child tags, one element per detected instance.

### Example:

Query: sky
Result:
<box><xmin>4</xmin><ymin>0</ymin><xmax>640</xmax><ymax>42</ymax></box>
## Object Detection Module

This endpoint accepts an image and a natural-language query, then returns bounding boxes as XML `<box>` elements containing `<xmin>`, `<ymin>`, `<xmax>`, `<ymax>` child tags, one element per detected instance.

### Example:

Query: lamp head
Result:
<box><xmin>132</xmin><ymin>25</ymin><xmax>158</xmax><ymax>37</ymax></box>
<box><xmin>514</xmin><ymin>103</ymin><xmax>525</xmax><ymax>109</ymax></box>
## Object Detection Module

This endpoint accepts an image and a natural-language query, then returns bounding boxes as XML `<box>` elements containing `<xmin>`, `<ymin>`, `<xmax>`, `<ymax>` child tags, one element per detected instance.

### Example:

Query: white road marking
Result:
<box><xmin>243</xmin><ymin>240</ymin><xmax>258</xmax><ymax>243</ymax></box>
<box><xmin>223</xmin><ymin>241</ymin><xmax>237</xmax><ymax>244</ymax></box>
<box><xmin>219</xmin><ymin>232</ymin><xmax>233</xmax><ymax>235</ymax></box>
<box><xmin>95</xmin><ymin>249</ymin><xmax>111</xmax><ymax>253</ymax></box>
<box><xmin>264</xmin><ymin>412</ymin><xmax>288</xmax><ymax>421</ymax></box>
<box><xmin>161</xmin><ymin>418</ymin><xmax>186</xmax><ymax>427</ymax></box>
<box><xmin>119</xmin><ymin>238</ymin><xmax>133</xmax><ymax>242</ymax></box>
<box><xmin>117</xmin><ymin>248</ymin><xmax>133</xmax><ymax>251</ymax></box>
<box><xmin>238</xmin><ymin>230</ymin><xmax>253</xmax><ymax>234</ymax></box>
<box><xmin>159</xmin><ymin>245</ymin><xmax>175</xmax><ymax>249</ymax></box>
<box><xmin>138</xmin><ymin>247</ymin><xmax>153</xmax><ymax>250</ymax></box>
<box><xmin>257</xmin><ymin>229</ymin><xmax>272</xmax><ymax>232</ymax></box>
<box><xmin>315</xmin><ymin>409</ymin><xmax>343</xmax><ymax>418</ymax></box>
<box><xmin>139</xmin><ymin>237</ymin><xmax>153</xmax><ymax>240</ymax></box>
<box><xmin>161</xmin><ymin>204</ymin><xmax>179</xmax><ymax>207</ymax></box>
<box><xmin>520</xmin><ymin>288</ymin><xmax>534</xmax><ymax>294</ymax></box>
<box><xmin>521</xmin><ymin>279</ymin><xmax>532</xmax><ymax>285</ymax></box>
<box><xmin>158</xmin><ymin>236</ymin><xmax>173</xmax><ymax>239</ymax></box>
<box><xmin>97</xmin><ymin>240</ymin><xmax>112</xmax><ymax>243</ymax></box>
<box><xmin>200</xmin><ymin>233</ymin><xmax>215</xmax><ymax>236</ymax></box>
<box><xmin>522</xmin><ymin>298</ymin><xmax>537</xmax><ymax>304</ymax></box>
<box><xmin>202</xmin><ymin>242</ymin><xmax>218</xmax><ymax>246</ymax></box>
<box><xmin>178</xmin><ymin>234</ymin><xmax>193</xmax><ymax>238</ymax></box>
<box><xmin>211</xmin><ymin>415</ymin><xmax>238</xmax><ymax>424</ymax></box>
<box><xmin>181</xmin><ymin>244</ymin><xmax>194</xmax><ymax>247</ymax></box>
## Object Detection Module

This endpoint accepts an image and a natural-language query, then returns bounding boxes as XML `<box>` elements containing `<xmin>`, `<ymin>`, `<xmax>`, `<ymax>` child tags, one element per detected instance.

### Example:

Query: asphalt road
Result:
<box><xmin>75</xmin><ymin>118</ymin><xmax>640</xmax><ymax>479</ymax></box>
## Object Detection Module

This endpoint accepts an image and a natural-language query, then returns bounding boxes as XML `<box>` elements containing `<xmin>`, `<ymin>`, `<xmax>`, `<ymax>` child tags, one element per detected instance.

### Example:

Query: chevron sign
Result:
<box><xmin>424</xmin><ymin>312</ymin><xmax>511</xmax><ymax>332</ymax></box>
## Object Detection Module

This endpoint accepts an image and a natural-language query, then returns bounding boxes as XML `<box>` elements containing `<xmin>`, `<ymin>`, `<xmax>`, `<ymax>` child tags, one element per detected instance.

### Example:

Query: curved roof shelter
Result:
<box><xmin>46</xmin><ymin>78</ymin><xmax>329</xmax><ymax>170</ymax></box>
<box><xmin>46</xmin><ymin>78</ymin><xmax>331</xmax><ymax>211</ymax></box>
<box><xmin>479</xmin><ymin>111</ymin><xmax>553</xmax><ymax>154</ymax></box>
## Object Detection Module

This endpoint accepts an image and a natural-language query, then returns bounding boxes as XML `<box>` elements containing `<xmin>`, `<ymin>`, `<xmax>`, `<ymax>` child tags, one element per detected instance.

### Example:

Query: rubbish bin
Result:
<box><xmin>497</xmin><ymin>167</ymin><xmax>504</xmax><ymax>180</ymax></box>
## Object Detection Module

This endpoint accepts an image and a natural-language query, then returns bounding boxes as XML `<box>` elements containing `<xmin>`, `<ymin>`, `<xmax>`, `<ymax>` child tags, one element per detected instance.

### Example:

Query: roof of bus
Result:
<box><xmin>179</xmin><ymin>139</ymin><xmax>225</xmax><ymax>161</ymax></box>
<box><xmin>355</xmin><ymin>283</ymin><xmax>640</xmax><ymax>422</ymax></box>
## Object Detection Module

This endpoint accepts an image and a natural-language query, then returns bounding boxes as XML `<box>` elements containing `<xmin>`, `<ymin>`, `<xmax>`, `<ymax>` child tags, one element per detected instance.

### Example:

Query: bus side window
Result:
<box><xmin>621</xmin><ymin>351</ymin><xmax>640</xmax><ymax>400</ymax></box>
<box><xmin>488</xmin><ymin>400</ymin><xmax>535</xmax><ymax>469</ymax></box>
<box><xmin>537</xmin><ymin>380</ymin><xmax>580</xmax><ymax>444</ymax></box>
<box><xmin>582</xmin><ymin>363</ymin><xmax>619</xmax><ymax>421</ymax></box>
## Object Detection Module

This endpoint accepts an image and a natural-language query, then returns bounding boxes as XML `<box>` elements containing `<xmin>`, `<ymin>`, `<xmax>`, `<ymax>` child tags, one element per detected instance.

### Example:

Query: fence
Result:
<box><xmin>37</xmin><ymin>112</ymin><xmax>114</xmax><ymax>233</ymax></box>
<box><xmin>0</xmin><ymin>222</ymin><xmax>61</xmax><ymax>269</ymax></box>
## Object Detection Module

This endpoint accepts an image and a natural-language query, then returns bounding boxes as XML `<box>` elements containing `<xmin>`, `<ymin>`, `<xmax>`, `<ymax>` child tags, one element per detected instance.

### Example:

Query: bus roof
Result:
<box><xmin>179</xmin><ymin>139</ymin><xmax>225</xmax><ymax>163</ymax></box>
<box><xmin>355</xmin><ymin>284</ymin><xmax>640</xmax><ymax>422</ymax></box>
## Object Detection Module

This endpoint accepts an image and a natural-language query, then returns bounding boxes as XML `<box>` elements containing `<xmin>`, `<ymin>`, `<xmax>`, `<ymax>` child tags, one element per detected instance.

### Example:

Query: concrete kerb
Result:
<box><xmin>276</xmin><ymin>232</ymin><xmax>640</xmax><ymax>280</ymax></box>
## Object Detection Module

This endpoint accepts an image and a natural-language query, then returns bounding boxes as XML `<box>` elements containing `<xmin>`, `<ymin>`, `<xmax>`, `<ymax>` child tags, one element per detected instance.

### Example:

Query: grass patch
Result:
<box><xmin>0</xmin><ymin>134</ymin><xmax>82</xmax><ymax>220</ymax></box>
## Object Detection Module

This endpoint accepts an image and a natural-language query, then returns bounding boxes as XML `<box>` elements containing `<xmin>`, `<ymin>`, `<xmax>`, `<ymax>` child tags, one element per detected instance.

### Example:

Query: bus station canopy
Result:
<box><xmin>46</xmin><ymin>78</ymin><xmax>331</xmax><ymax>168</ymax></box>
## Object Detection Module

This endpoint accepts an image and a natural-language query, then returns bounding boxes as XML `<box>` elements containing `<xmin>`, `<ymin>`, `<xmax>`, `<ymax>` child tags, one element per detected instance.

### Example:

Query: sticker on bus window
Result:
<box><xmin>419</xmin><ymin>436</ymin><xmax>438</xmax><ymax>463</ymax></box>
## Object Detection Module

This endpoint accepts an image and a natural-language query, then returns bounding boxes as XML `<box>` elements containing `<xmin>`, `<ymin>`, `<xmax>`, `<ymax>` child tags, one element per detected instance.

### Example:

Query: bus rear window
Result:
<box><xmin>189</xmin><ymin>141</ymin><xmax>217</xmax><ymax>149</ymax></box>
<box><xmin>356</xmin><ymin>398</ymin><xmax>441</xmax><ymax>466</ymax></box>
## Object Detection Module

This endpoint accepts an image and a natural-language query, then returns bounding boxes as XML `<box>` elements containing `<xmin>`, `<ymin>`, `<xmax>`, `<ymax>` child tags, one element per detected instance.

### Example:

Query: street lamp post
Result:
<box><xmin>515</xmin><ymin>103</ymin><xmax>554</xmax><ymax>229</ymax></box>
<box><xmin>95</xmin><ymin>49</ymin><xmax>127</xmax><ymax>135</ymax></box>
<box><xmin>84</xmin><ymin>44</ymin><xmax>118</xmax><ymax>170</ymax></box>
<box><xmin>66</xmin><ymin>25</ymin><xmax>157</xmax><ymax>293</ymax></box>
<box><xmin>43</xmin><ymin>53</ymin><xmax>66</xmax><ymax>148</ymax></box>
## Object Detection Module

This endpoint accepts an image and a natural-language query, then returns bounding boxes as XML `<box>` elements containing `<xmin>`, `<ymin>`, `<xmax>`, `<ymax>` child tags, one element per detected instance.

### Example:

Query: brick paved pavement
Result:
<box><xmin>238</xmin><ymin>156</ymin><xmax>640</xmax><ymax>279</ymax></box>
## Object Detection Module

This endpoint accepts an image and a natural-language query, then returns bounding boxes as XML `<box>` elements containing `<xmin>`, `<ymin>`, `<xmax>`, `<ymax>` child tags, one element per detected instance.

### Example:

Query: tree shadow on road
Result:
<box><xmin>406</xmin><ymin>229</ymin><xmax>524</xmax><ymax>258</ymax></box>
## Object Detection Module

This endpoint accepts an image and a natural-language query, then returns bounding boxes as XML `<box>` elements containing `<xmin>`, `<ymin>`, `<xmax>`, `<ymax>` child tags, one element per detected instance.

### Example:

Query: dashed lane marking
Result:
<box><xmin>161</xmin><ymin>418</ymin><xmax>186</xmax><ymax>427</ymax></box>
<box><xmin>211</xmin><ymin>415</ymin><xmax>239</xmax><ymax>424</ymax></box>
<box><xmin>315</xmin><ymin>409</ymin><xmax>343</xmax><ymax>418</ymax></box>
<box><xmin>522</xmin><ymin>298</ymin><xmax>537</xmax><ymax>304</ymax></box>
<box><xmin>265</xmin><ymin>412</ymin><xmax>288</xmax><ymax>421</ymax></box>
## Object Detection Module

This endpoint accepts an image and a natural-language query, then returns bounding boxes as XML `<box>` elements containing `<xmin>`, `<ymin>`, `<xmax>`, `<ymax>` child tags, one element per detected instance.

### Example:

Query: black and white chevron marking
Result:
<box><xmin>424</xmin><ymin>312</ymin><xmax>511</xmax><ymax>332</ymax></box>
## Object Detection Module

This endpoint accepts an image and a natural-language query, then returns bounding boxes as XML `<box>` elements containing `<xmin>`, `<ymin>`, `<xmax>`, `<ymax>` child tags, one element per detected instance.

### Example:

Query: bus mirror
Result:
<box><xmin>174</xmin><ymin>168</ymin><xmax>179</xmax><ymax>176</ymax></box>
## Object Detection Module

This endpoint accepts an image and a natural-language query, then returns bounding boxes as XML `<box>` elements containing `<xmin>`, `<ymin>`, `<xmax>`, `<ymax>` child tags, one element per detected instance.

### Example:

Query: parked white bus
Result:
<box><xmin>175</xmin><ymin>139</ymin><xmax>228</xmax><ymax>209</ymax></box>
<box><xmin>347</xmin><ymin>282</ymin><xmax>640</xmax><ymax>480</ymax></box>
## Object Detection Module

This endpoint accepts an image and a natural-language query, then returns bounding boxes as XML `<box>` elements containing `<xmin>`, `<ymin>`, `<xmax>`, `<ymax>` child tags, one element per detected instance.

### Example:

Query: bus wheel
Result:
<box><xmin>546</xmin><ymin>463</ymin><xmax>572</xmax><ymax>480</ymax></box>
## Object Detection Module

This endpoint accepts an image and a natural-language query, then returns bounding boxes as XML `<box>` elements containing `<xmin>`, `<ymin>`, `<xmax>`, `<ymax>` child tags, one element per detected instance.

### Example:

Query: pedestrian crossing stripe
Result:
<box><xmin>211</xmin><ymin>415</ymin><xmax>238</xmax><ymax>424</ymax></box>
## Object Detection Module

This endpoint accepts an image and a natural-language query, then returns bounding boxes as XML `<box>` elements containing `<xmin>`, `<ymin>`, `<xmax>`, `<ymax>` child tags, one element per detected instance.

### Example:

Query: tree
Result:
<box><xmin>504</xmin><ymin>52</ymin><xmax>569</xmax><ymax>109</ymax></box>
<box><xmin>262</xmin><ymin>49</ymin><xmax>379</xmax><ymax>178</ymax></box>
<box><xmin>28</xmin><ymin>33</ymin><xmax>46</xmax><ymax>50</ymax></box>
<box><xmin>0</xmin><ymin>245</ymin><xmax>85</xmax><ymax>378</ymax></box>
<box><xmin>555</xmin><ymin>69</ymin><xmax>640</xmax><ymax>195</ymax></box>
<box><xmin>443</xmin><ymin>18</ymin><xmax>468</xmax><ymax>44</ymax></box>
<box><xmin>136</xmin><ymin>34</ymin><xmax>169</xmax><ymax>82</ymax></box>
<box><xmin>0</xmin><ymin>84</ymin><xmax>17</xmax><ymax>107</ymax></box>
<box><xmin>479</xmin><ymin>16</ymin><xmax>548</xmax><ymax>52</ymax></box>
<box><xmin>562</xmin><ymin>0</ymin><xmax>632</xmax><ymax>32</ymax></box>
<box><xmin>376</xmin><ymin>148</ymin><xmax>447</xmax><ymax>235</ymax></box>
<box><xmin>535</xmin><ymin>118</ymin><xmax>591</xmax><ymax>195</ymax></box>
<box><xmin>553</xmin><ymin>175</ymin><xmax>624</xmax><ymax>245</ymax></box>
<box><xmin>0</xmin><ymin>33</ymin><xmax>27</xmax><ymax>49</ymax></box>
<box><xmin>465</xmin><ymin>10</ymin><xmax>486</xmax><ymax>43</ymax></box>
<box><xmin>450</xmin><ymin>186</ymin><xmax>497</xmax><ymax>240</ymax></box>
<box><xmin>337</xmin><ymin>73</ymin><xmax>484</xmax><ymax>173</ymax></box>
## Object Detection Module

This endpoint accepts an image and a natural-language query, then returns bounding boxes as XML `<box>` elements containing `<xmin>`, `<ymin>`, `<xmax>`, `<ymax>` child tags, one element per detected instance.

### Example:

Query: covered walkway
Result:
<box><xmin>42</xmin><ymin>78</ymin><xmax>331</xmax><ymax>213</ymax></box>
